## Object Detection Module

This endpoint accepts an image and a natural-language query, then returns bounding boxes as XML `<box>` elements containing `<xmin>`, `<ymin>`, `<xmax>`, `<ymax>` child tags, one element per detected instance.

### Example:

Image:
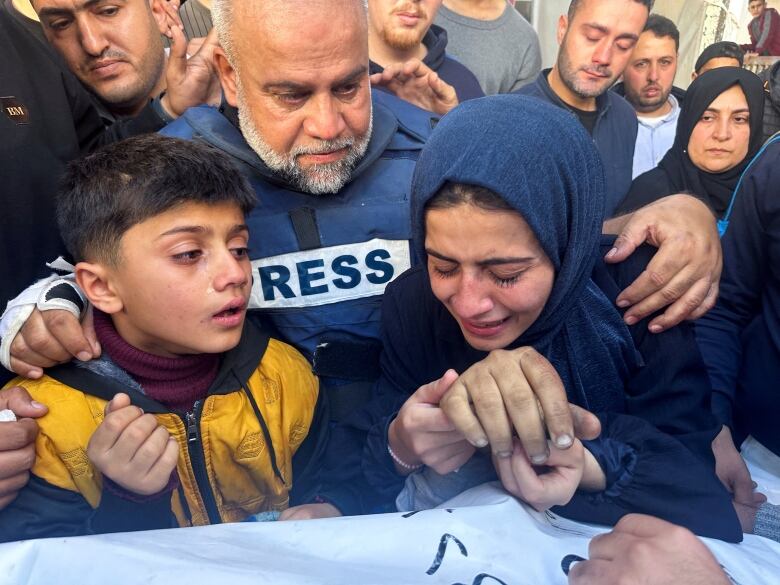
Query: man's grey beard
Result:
<box><xmin>236</xmin><ymin>86</ymin><xmax>372</xmax><ymax>195</ymax></box>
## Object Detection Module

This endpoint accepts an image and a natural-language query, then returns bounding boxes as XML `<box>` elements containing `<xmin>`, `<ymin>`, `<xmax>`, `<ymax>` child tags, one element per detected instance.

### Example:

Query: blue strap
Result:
<box><xmin>719</xmin><ymin>134</ymin><xmax>780</xmax><ymax>238</ymax></box>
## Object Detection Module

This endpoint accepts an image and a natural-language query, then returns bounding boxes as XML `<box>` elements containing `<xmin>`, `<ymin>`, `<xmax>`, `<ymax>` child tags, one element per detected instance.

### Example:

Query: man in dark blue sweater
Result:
<box><xmin>367</xmin><ymin>0</ymin><xmax>484</xmax><ymax>107</ymax></box>
<box><xmin>517</xmin><ymin>0</ymin><xmax>649</xmax><ymax>217</ymax></box>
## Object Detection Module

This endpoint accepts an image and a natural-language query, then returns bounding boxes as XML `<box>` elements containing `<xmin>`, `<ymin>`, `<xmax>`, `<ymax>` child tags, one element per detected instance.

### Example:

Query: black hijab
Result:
<box><xmin>619</xmin><ymin>67</ymin><xmax>764</xmax><ymax>218</ymax></box>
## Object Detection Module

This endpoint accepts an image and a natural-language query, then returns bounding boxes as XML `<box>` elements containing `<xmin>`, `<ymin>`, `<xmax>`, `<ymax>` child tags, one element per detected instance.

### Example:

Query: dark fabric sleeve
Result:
<box><xmin>289</xmin><ymin>388</ymin><xmax>330</xmax><ymax>506</ymax></box>
<box><xmin>695</xmin><ymin>163</ymin><xmax>772</xmax><ymax>429</ymax></box>
<box><xmin>0</xmin><ymin>474</ymin><xmax>175</xmax><ymax>543</ymax></box>
<box><xmin>63</xmin><ymin>69</ymin><xmax>165</xmax><ymax>155</ymax></box>
<box><xmin>555</xmin><ymin>412</ymin><xmax>742</xmax><ymax>543</ymax></box>
<box><xmin>614</xmin><ymin>168</ymin><xmax>675</xmax><ymax>216</ymax></box>
<box><xmin>594</xmin><ymin>243</ymin><xmax>720</xmax><ymax>442</ymax></box>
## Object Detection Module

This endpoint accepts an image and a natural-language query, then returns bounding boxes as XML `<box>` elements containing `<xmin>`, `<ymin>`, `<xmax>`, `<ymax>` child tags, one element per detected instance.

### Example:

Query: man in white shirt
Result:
<box><xmin>619</xmin><ymin>14</ymin><xmax>683</xmax><ymax>179</ymax></box>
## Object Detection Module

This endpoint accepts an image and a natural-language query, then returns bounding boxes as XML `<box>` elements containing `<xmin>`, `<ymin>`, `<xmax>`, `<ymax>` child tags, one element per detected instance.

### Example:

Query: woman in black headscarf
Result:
<box><xmin>617</xmin><ymin>67</ymin><xmax>765</xmax><ymax>218</ymax></box>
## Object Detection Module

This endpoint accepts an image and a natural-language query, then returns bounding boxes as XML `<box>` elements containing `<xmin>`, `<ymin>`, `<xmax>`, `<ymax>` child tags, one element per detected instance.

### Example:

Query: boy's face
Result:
<box><xmin>82</xmin><ymin>201</ymin><xmax>252</xmax><ymax>357</ymax></box>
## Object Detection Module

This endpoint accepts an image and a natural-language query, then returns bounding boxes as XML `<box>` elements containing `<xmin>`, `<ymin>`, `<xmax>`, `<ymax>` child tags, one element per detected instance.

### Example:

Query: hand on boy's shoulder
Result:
<box><xmin>87</xmin><ymin>394</ymin><xmax>178</xmax><ymax>497</ymax></box>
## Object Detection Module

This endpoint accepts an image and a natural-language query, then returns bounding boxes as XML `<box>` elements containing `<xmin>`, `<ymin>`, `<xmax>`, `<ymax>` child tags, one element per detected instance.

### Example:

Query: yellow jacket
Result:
<box><xmin>0</xmin><ymin>322</ymin><xmax>325</xmax><ymax>540</ymax></box>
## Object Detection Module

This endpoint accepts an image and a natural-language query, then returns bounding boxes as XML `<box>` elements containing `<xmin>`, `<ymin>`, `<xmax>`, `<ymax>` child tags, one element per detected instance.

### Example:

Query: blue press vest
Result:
<box><xmin>161</xmin><ymin>91</ymin><xmax>433</xmax><ymax>367</ymax></box>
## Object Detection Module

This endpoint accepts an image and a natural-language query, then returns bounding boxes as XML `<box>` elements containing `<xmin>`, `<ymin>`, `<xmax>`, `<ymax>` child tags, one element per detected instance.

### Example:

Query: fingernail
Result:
<box><xmin>649</xmin><ymin>324</ymin><xmax>663</xmax><ymax>333</ymax></box>
<box><xmin>77</xmin><ymin>351</ymin><xmax>92</xmax><ymax>362</ymax></box>
<box><xmin>27</xmin><ymin>369</ymin><xmax>42</xmax><ymax>379</ymax></box>
<box><xmin>474</xmin><ymin>438</ymin><xmax>488</xmax><ymax>448</ymax></box>
<box><xmin>556</xmin><ymin>434</ymin><xmax>573</xmax><ymax>448</ymax></box>
<box><xmin>496</xmin><ymin>450</ymin><xmax>512</xmax><ymax>459</ymax></box>
<box><xmin>31</xmin><ymin>400</ymin><xmax>45</xmax><ymax>409</ymax></box>
<box><xmin>606</xmin><ymin>247</ymin><xmax>618</xmax><ymax>259</ymax></box>
<box><xmin>624</xmin><ymin>316</ymin><xmax>637</xmax><ymax>325</ymax></box>
<box><xmin>531</xmin><ymin>454</ymin><xmax>548</xmax><ymax>465</ymax></box>
<box><xmin>616</xmin><ymin>299</ymin><xmax>630</xmax><ymax>308</ymax></box>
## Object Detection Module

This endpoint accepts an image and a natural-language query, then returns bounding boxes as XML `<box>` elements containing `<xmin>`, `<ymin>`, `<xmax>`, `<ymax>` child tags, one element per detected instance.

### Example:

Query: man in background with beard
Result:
<box><xmin>367</xmin><ymin>0</ymin><xmax>483</xmax><ymax>103</ymax></box>
<box><xmin>517</xmin><ymin>0</ymin><xmax>650</xmax><ymax>217</ymax></box>
<box><xmin>615</xmin><ymin>14</ymin><xmax>685</xmax><ymax>178</ymax></box>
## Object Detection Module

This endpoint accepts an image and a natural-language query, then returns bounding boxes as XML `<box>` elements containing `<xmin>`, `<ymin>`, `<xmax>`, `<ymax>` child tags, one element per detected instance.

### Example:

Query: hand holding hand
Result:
<box><xmin>388</xmin><ymin>369</ymin><xmax>475</xmax><ymax>475</ymax></box>
<box><xmin>87</xmin><ymin>394</ymin><xmax>178</xmax><ymax>496</ymax></box>
<box><xmin>439</xmin><ymin>347</ymin><xmax>601</xmax><ymax>464</ymax></box>
<box><xmin>493</xmin><ymin>437</ymin><xmax>590</xmax><ymax>512</ymax></box>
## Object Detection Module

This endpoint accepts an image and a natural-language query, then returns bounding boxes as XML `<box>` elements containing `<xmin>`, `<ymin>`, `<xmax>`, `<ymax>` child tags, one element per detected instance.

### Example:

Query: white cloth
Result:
<box><xmin>1</xmin><ymin>480</ymin><xmax>779</xmax><ymax>584</ymax></box>
<box><xmin>632</xmin><ymin>94</ymin><xmax>681</xmax><ymax>179</ymax></box>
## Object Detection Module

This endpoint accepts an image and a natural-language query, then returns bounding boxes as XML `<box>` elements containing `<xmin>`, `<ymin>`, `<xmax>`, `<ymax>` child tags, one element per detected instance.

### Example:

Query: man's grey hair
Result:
<box><xmin>212</xmin><ymin>0</ymin><xmax>368</xmax><ymax>65</ymax></box>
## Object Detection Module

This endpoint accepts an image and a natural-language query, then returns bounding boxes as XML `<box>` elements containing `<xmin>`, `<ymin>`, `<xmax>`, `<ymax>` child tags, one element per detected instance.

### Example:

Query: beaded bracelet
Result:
<box><xmin>387</xmin><ymin>442</ymin><xmax>423</xmax><ymax>472</ymax></box>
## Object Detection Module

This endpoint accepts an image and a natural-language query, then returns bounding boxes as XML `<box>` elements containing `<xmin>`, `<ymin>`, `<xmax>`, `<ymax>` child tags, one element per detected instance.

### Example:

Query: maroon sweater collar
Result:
<box><xmin>93</xmin><ymin>310</ymin><xmax>220</xmax><ymax>412</ymax></box>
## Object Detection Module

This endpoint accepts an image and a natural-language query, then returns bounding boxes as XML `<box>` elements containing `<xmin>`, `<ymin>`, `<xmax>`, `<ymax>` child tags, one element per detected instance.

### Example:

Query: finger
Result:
<box><xmin>570</xmin><ymin>405</ymin><xmax>601</xmax><ymax>441</ymax></box>
<box><xmin>0</xmin><ymin>447</ymin><xmax>35</xmax><ymax>480</ymax></box>
<box><xmin>129</xmin><ymin>425</ymin><xmax>172</xmax><ymax>474</ymax></box>
<box><xmin>413</xmin><ymin>369</ymin><xmax>459</xmax><ymax>406</ymax></box>
<box><xmin>492</xmin><ymin>366</ymin><xmax>548</xmax><ymax>462</ymax></box>
<box><xmin>161</xmin><ymin>0</ymin><xmax>183</xmax><ymax>30</ymax></box>
<box><xmin>146</xmin><ymin>437</ymin><xmax>179</xmax><ymax>481</ymax></box>
<box><xmin>506</xmin><ymin>440</ymin><xmax>548</xmax><ymax>506</ymax></box>
<box><xmin>104</xmin><ymin>393</ymin><xmax>132</xmax><ymax>416</ymax></box>
<box><xmin>629</xmin><ymin>276</ymin><xmax>711</xmax><ymax>332</ymax></box>
<box><xmin>0</xmin><ymin>419</ymin><xmax>39</xmax><ymax>452</ymax></box>
<box><xmin>81</xmin><ymin>307</ymin><xmax>101</xmax><ymax>358</ymax></box>
<box><xmin>685</xmin><ymin>280</ymin><xmax>719</xmax><ymax>321</ymax></box>
<box><xmin>3</xmin><ymin>387</ymin><xmax>47</xmax><ymax>418</ymax></box>
<box><xmin>468</xmin><ymin>373</ymin><xmax>514</xmax><ymax>458</ymax></box>
<box><xmin>440</xmin><ymin>382</ymin><xmax>489</xmax><ymax>449</ymax></box>
<box><xmin>43</xmin><ymin>309</ymin><xmax>97</xmax><ymax>362</ymax></box>
<box><xmin>0</xmin><ymin>471</ymin><xmax>29</xmax><ymax>499</ymax></box>
<box><xmin>603</xmin><ymin>222</ymin><xmax>646</xmax><ymax>264</ymax></box>
<box><xmin>586</xmin><ymin>531</ymin><xmax>622</xmax><ymax>561</ymax></box>
<box><xmin>429</xmin><ymin>443</ymin><xmax>476</xmax><ymax>475</ymax></box>
<box><xmin>518</xmin><ymin>347</ymin><xmax>574</xmax><ymax>453</ymax></box>
<box><xmin>110</xmin><ymin>413</ymin><xmax>161</xmax><ymax>463</ymax></box>
<box><xmin>493</xmin><ymin>447</ymin><xmax>521</xmax><ymax>496</ymax></box>
<box><xmin>12</xmin><ymin>314</ymin><xmax>72</xmax><ymax>364</ymax></box>
<box><xmin>7</xmin><ymin>355</ymin><xmax>45</xmax><ymax>379</ymax></box>
<box><xmin>166</xmin><ymin>21</ymin><xmax>188</xmax><ymax>80</ymax></box>
<box><xmin>90</xmin><ymin>402</ymin><xmax>144</xmax><ymax>454</ymax></box>
<box><xmin>0</xmin><ymin>492</ymin><xmax>19</xmax><ymax>510</ymax></box>
<box><xmin>730</xmin><ymin>467</ymin><xmax>760</xmax><ymax>506</ymax></box>
<box><xmin>567</xmin><ymin>558</ymin><xmax>614</xmax><ymax>584</ymax></box>
<box><xmin>406</xmin><ymin>407</ymin><xmax>458</xmax><ymax>433</ymax></box>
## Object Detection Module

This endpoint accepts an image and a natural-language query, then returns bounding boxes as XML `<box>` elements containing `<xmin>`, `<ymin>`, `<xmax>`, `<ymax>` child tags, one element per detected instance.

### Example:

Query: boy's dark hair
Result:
<box><xmin>568</xmin><ymin>0</ymin><xmax>653</xmax><ymax>20</ymax></box>
<box><xmin>58</xmin><ymin>134</ymin><xmax>257</xmax><ymax>265</ymax></box>
<box><xmin>644</xmin><ymin>14</ymin><xmax>679</xmax><ymax>52</ymax></box>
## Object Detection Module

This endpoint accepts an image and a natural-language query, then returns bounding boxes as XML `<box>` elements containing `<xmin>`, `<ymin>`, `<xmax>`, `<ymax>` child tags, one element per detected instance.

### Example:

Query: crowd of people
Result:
<box><xmin>1</xmin><ymin>0</ymin><xmax>780</xmax><ymax>582</ymax></box>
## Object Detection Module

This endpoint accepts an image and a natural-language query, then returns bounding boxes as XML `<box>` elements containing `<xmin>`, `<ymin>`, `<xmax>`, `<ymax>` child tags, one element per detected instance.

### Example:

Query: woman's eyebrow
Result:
<box><xmin>426</xmin><ymin>248</ymin><xmax>535</xmax><ymax>265</ymax></box>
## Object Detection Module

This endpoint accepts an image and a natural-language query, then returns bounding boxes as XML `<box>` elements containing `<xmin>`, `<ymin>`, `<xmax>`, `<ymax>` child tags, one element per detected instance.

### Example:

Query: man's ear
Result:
<box><xmin>214</xmin><ymin>48</ymin><xmax>238</xmax><ymax>107</ymax></box>
<box><xmin>75</xmin><ymin>262</ymin><xmax>124</xmax><ymax>315</ymax></box>
<box><xmin>556</xmin><ymin>14</ymin><xmax>568</xmax><ymax>46</ymax></box>
<box><xmin>150</xmin><ymin>0</ymin><xmax>170</xmax><ymax>36</ymax></box>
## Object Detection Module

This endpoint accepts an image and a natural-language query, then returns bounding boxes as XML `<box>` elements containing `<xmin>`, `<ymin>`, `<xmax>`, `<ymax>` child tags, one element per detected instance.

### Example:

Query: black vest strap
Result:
<box><xmin>289</xmin><ymin>206</ymin><xmax>322</xmax><ymax>251</ymax></box>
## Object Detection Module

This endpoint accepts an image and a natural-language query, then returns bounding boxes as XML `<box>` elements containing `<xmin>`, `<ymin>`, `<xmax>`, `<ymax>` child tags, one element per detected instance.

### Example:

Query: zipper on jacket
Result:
<box><xmin>183</xmin><ymin>400</ymin><xmax>222</xmax><ymax>524</ymax></box>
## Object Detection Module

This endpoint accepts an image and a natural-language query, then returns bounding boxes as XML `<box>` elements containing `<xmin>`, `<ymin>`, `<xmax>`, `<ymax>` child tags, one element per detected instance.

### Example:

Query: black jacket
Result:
<box><xmin>761</xmin><ymin>60</ymin><xmax>780</xmax><ymax>142</ymax></box>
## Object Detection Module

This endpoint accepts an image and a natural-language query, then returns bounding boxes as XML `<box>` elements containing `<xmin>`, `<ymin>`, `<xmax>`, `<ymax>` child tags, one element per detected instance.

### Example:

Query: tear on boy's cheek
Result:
<box><xmin>206</xmin><ymin>286</ymin><xmax>216</xmax><ymax>295</ymax></box>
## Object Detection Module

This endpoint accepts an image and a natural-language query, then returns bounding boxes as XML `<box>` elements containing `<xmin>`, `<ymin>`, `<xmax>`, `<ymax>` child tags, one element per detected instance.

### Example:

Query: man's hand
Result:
<box><xmin>0</xmin><ymin>387</ymin><xmax>47</xmax><ymax>510</ymax></box>
<box><xmin>568</xmin><ymin>514</ymin><xmax>730</xmax><ymax>585</ymax></box>
<box><xmin>161</xmin><ymin>27</ymin><xmax>222</xmax><ymax>118</ymax></box>
<box><xmin>712</xmin><ymin>425</ymin><xmax>766</xmax><ymax>532</ymax></box>
<box><xmin>155</xmin><ymin>0</ymin><xmax>183</xmax><ymax>33</ymax></box>
<box><xmin>603</xmin><ymin>194</ymin><xmax>721</xmax><ymax>332</ymax></box>
<box><xmin>279</xmin><ymin>503</ymin><xmax>342</xmax><ymax>521</ymax></box>
<box><xmin>370</xmin><ymin>59</ymin><xmax>459</xmax><ymax>115</ymax></box>
<box><xmin>440</xmin><ymin>348</ymin><xmax>601</xmax><ymax>464</ymax></box>
<box><xmin>388</xmin><ymin>370</ymin><xmax>475</xmax><ymax>475</ymax></box>
<box><xmin>494</xmin><ymin>438</ymin><xmax>589</xmax><ymax>512</ymax></box>
<box><xmin>87</xmin><ymin>394</ymin><xmax>178</xmax><ymax>496</ymax></box>
<box><xmin>9</xmin><ymin>308</ymin><xmax>99</xmax><ymax>379</ymax></box>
